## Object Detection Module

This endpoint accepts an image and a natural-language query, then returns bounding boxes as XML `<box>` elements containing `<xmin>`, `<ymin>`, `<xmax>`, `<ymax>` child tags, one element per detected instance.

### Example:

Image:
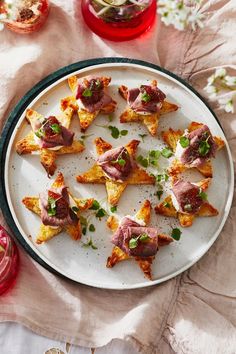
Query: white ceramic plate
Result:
<box><xmin>0</xmin><ymin>58</ymin><xmax>234</xmax><ymax>289</ymax></box>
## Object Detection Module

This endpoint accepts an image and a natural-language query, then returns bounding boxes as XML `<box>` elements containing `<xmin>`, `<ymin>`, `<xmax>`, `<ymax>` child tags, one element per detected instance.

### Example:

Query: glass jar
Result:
<box><xmin>0</xmin><ymin>0</ymin><xmax>50</xmax><ymax>34</ymax></box>
<box><xmin>81</xmin><ymin>0</ymin><xmax>157</xmax><ymax>41</ymax></box>
<box><xmin>0</xmin><ymin>226</ymin><xmax>19</xmax><ymax>295</ymax></box>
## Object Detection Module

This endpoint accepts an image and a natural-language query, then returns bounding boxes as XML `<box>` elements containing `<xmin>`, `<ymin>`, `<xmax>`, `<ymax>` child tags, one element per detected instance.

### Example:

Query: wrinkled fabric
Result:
<box><xmin>0</xmin><ymin>1</ymin><xmax>236</xmax><ymax>354</ymax></box>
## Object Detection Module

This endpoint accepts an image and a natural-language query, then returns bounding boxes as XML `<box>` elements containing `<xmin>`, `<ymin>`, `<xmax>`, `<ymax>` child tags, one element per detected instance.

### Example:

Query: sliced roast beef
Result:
<box><xmin>112</xmin><ymin>217</ymin><xmax>159</xmax><ymax>257</ymax></box>
<box><xmin>34</xmin><ymin>116</ymin><xmax>74</xmax><ymax>149</ymax></box>
<box><xmin>97</xmin><ymin>146</ymin><xmax>134</xmax><ymax>181</ymax></box>
<box><xmin>128</xmin><ymin>84</ymin><xmax>166</xmax><ymax>114</ymax></box>
<box><xmin>172</xmin><ymin>180</ymin><xmax>204</xmax><ymax>214</ymax></box>
<box><xmin>180</xmin><ymin>125</ymin><xmax>217</xmax><ymax>167</ymax></box>
<box><xmin>40</xmin><ymin>186</ymin><xmax>78</xmax><ymax>227</ymax></box>
<box><xmin>76</xmin><ymin>76</ymin><xmax>112</xmax><ymax>113</ymax></box>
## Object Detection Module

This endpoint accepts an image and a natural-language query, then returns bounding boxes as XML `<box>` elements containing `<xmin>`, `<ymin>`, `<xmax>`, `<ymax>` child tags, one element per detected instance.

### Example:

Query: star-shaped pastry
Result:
<box><xmin>155</xmin><ymin>177</ymin><xmax>218</xmax><ymax>227</ymax></box>
<box><xmin>162</xmin><ymin>121</ymin><xmax>225</xmax><ymax>178</ymax></box>
<box><xmin>22</xmin><ymin>172</ymin><xmax>94</xmax><ymax>244</ymax></box>
<box><xmin>16</xmin><ymin>101</ymin><xmax>84</xmax><ymax>177</ymax></box>
<box><xmin>76</xmin><ymin>137</ymin><xmax>155</xmax><ymax>206</ymax></box>
<box><xmin>106</xmin><ymin>200</ymin><xmax>173</xmax><ymax>280</ymax></box>
<box><xmin>62</xmin><ymin>75</ymin><xmax>117</xmax><ymax>132</ymax></box>
<box><xmin>118</xmin><ymin>80</ymin><xmax>179</xmax><ymax>136</ymax></box>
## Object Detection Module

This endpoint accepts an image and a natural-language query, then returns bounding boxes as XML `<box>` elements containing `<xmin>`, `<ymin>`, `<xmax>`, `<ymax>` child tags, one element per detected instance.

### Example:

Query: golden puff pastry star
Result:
<box><xmin>15</xmin><ymin>101</ymin><xmax>84</xmax><ymax>177</ymax></box>
<box><xmin>106</xmin><ymin>200</ymin><xmax>173</xmax><ymax>280</ymax></box>
<box><xmin>22</xmin><ymin>172</ymin><xmax>94</xmax><ymax>244</ymax></box>
<box><xmin>61</xmin><ymin>75</ymin><xmax>117</xmax><ymax>132</ymax></box>
<box><xmin>76</xmin><ymin>137</ymin><xmax>155</xmax><ymax>206</ymax></box>
<box><xmin>118</xmin><ymin>80</ymin><xmax>178</xmax><ymax>136</ymax></box>
<box><xmin>155</xmin><ymin>177</ymin><xmax>218</xmax><ymax>228</ymax></box>
<box><xmin>162</xmin><ymin>121</ymin><xmax>225</xmax><ymax>178</ymax></box>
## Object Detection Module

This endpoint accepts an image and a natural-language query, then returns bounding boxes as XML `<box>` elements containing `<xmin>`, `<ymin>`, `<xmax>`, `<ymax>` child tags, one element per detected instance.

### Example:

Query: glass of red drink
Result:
<box><xmin>81</xmin><ymin>0</ymin><xmax>157</xmax><ymax>41</ymax></box>
<box><xmin>0</xmin><ymin>226</ymin><xmax>19</xmax><ymax>295</ymax></box>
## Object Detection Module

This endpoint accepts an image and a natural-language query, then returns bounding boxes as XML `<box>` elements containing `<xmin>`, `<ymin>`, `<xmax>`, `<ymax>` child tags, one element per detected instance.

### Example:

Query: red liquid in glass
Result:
<box><xmin>0</xmin><ymin>226</ymin><xmax>19</xmax><ymax>295</ymax></box>
<box><xmin>81</xmin><ymin>0</ymin><xmax>157</xmax><ymax>41</ymax></box>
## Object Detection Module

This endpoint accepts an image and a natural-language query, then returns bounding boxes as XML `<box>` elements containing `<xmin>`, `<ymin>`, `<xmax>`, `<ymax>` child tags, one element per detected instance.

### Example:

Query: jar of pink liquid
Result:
<box><xmin>0</xmin><ymin>226</ymin><xmax>19</xmax><ymax>295</ymax></box>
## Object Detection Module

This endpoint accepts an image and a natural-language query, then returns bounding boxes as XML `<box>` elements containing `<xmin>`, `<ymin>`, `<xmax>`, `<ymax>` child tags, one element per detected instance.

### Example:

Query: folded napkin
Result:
<box><xmin>0</xmin><ymin>1</ymin><xmax>236</xmax><ymax>353</ymax></box>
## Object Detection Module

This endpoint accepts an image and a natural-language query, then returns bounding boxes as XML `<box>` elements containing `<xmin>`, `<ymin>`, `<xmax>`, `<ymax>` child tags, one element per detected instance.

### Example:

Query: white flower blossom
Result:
<box><xmin>204</xmin><ymin>68</ymin><xmax>236</xmax><ymax>114</ymax></box>
<box><xmin>157</xmin><ymin>0</ymin><xmax>205</xmax><ymax>31</ymax></box>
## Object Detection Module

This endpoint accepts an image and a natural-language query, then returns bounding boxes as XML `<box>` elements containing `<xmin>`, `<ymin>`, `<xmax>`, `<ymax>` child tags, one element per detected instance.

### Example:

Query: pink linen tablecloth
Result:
<box><xmin>0</xmin><ymin>1</ymin><xmax>236</xmax><ymax>353</ymax></box>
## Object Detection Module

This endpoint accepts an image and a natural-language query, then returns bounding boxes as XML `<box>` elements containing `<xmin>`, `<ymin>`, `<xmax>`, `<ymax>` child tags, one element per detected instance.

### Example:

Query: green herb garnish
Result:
<box><xmin>96</xmin><ymin>208</ymin><xmax>107</xmax><ymax>219</ymax></box>
<box><xmin>110</xmin><ymin>206</ymin><xmax>117</xmax><ymax>213</ymax></box>
<box><xmin>171</xmin><ymin>228</ymin><xmax>182</xmax><ymax>241</ymax></box>
<box><xmin>71</xmin><ymin>206</ymin><xmax>79</xmax><ymax>213</ymax></box>
<box><xmin>161</xmin><ymin>148</ymin><xmax>173</xmax><ymax>158</ymax></box>
<box><xmin>163</xmin><ymin>201</ymin><xmax>170</xmax><ymax>208</ymax></box>
<box><xmin>129</xmin><ymin>233</ymin><xmax>150</xmax><ymax>249</ymax></box>
<box><xmin>82</xmin><ymin>88</ymin><xmax>92</xmax><ymax>97</ymax></box>
<box><xmin>155</xmin><ymin>189</ymin><xmax>163</xmax><ymax>200</ymax></box>
<box><xmin>139</xmin><ymin>233</ymin><xmax>150</xmax><ymax>242</ymax></box>
<box><xmin>89</xmin><ymin>200</ymin><xmax>100</xmax><ymax>210</ymax></box>
<box><xmin>198</xmin><ymin>140</ymin><xmax>210</xmax><ymax>156</ymax></box>
<box><xmin>83</xmin><ymin>238</ymin><xmax>98</xmax><ymax>250</ymax></box>
<box><xmin>137</xmin><ymin>155</ymin><xmax>149</xmax><ymax>168</ymax></box>
<box><xmin>141</xmin><ymin>91</ymin><xmax>151</xmax><ymax>103</ymax></box>
<box><xmin>179</xmin><ymin>136</ymin><xmax>190</xmax><ymax>148</ymax></box>
<box><xmin>50</xmin><ymin>123</ymin><xmax>61</xmax><ymax>134</ymax></box>
<box><xmin>80</xmin><ymin>215</ymin><xmax>88</xmax><ymax>235</ymax></box>
<box><xmin>35</xmin><ymin>128</ymin><xmax>45</xmax><ymax>139</ymax></box>
<box><xmin>117</xmin><ymin>158</ymin><xmax>126</xmax><ymax>166</ymax></box>
<box><xmin>120</xmin><ymin>130</ymin><xmax>128</xmax><ymax>136</ymax></box>
<box><xmin>138</xmin><ymin>134</ymin><xmax>147</xmax><ymax>143</ymax></box>
<box><xmin>129</xmin><ymin>237</ymin><xmax>138</xmax><ymax>249</ymax></box>
<box><xmin>108</xmin><ymin>125</ymin><xmax>120</xmax><ymax>139</ymax></box>
<box><xmin>198</xmin><ymin>190</ymin><xmax>207</xmax><ymax>200</ymax></box>
<box><xmin>89</xmin><ymin>224</ymin><xmax>95</xmax><ymax>232</ymax></box>
<box><xmin>47</xmin><ymin>197</ymin><xmax>57</xmax><ymax>216</ymax></box>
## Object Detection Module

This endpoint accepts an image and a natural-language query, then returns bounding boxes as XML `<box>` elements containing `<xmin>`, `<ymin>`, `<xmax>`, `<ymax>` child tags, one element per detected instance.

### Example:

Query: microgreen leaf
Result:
<box><xmin>82</xmin><ymin>88</ymin><xmax>92</xmax><ymax>97</ymax></box>
<box><xmin>141</xmin><ymin>91</ymin><xmax>151</xmax><ymax>102</ymax></box>
<box><xmin>139</xmin><ymin>233</ymin><xmax>150</xmax><ymax>242</ymax></box>
<box><xmin>89</xmin><ymin>224</ymin><xmax>95</xmax><ymax>232</ymax></box>
<box><xmin>179</xmin><ymin>136</ymin><xmax>190</xmax><ymax>148</ymax></box>
<box><xmin>50</xmin><ymin>123</ymin><xmax>61</xmax><ymax>134</ymax></box>
<box><xmin>71</xmin><ymin>206</ymin><xmax>79</xmax><ymax>213</ymax></box>
<box><xmin>137</xmin><ymin>155</ymin><xmax>149</xmax><ymax>168</ymax></box>
<box><xmin>80</xmin><ymin>215</ymin><xmax>88</xmax><ymax>226</ymax></box>
<box><xmin>83</xmin><ymin>238</ymin><xmax>98</xmax><ymax>250</ymax></box>
<box><xmin>82</xmin><ymin>227</ymin><xmax>87</xmax><ymax>235</ymax></box>
<box><xmin>47</xmin><ymin>197</ymin><xmax>56</xmax><ymax>216</ymax></box>
<box><xmin>120</xmin><ymin>130</ymin><xmax>128</xmax><ymax>136</ymax></box>
<box><xmin>117</xmin><ymin>158</ymin><xmax>126</xmax><ymax>166</ymax></box>
<box><xmin>138</xmin><ymin>134</ymin><xmax>147</xmax><ymax>142</ymax></box>
<box><xmin>89</xmin><ymin>200</ymin><xmax>100</xmax><ymax>210</ymax></box>
<box><xmin>161</xmin><ymin>148</ymin><xmax>173</xmax><ymax>158</ymax></box>
<box><xmin>171</xmin><ymin>228</ymin><xmax>182</xmax><ymax>241</ymax></box>
<box><xmin>35</xmin><ymin>128</ymin><xmax>45</xmax><ymax>139</ymax></box>
<box><xmin>129</xmin><ymin>237</ymin><xmax>138</xmax><ymax>249</ymax></box>
<box><xmin>110</xmin><ymin>206</ymin><xmax>117</xmax><ymax>213</ymax></box>
<box><xmin>108</xmin><ymin>125</ymin><xmax>120</xmax><ymax>139</ymax></box>
<box><xmin>199</xmin><ymin>190</ymin><xmax>207</xmax><ymax>200</ymax></box>
<box><xmin>163</xmin><ymin>201</ymin><xmax>170</xmax><ymax>208</ymax></box>
<box><xmin>198</xmin><ymin>140</ymin><xmax>210</xmax><ymax>156</ymax></box>
<box><xmin>155</xmin><ymin>190</ymin><xmax>163</xmax><ymax>200</ymax></box>
<box><xmin>96</xmin><ymin>208</ymin><xmax>107</xmax><ymax>219</ymax></box>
